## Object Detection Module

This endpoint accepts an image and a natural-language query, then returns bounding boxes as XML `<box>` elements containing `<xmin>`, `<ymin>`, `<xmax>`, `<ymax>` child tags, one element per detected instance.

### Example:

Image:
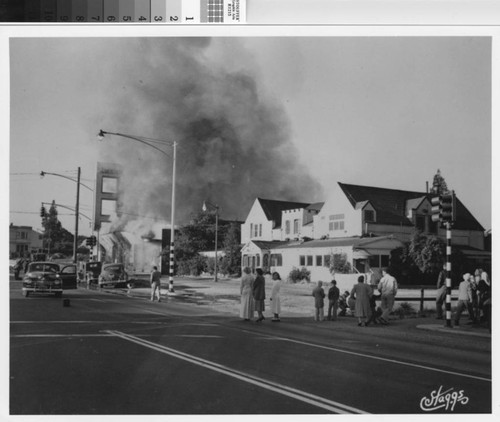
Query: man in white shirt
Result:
<box><xmin>377</xmin><ymin>268</ymin><xmax>398</xmax><ymax>324</ymax></box>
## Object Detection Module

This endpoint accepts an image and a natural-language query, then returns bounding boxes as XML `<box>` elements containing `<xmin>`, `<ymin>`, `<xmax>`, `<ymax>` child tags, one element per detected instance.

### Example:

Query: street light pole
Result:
<box><xmin>98</xmin><ymin>130</ymin><xmax>177</xmax><ymax>293</ymax></box>
<box><xmin>203</xmin><ymin>201</ymin><xmax>219</xmax><ymax>282</ymax></box>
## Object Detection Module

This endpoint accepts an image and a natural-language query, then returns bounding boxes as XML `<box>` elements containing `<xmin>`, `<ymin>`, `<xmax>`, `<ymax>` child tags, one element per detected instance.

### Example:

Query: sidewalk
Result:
<box><xmin>117</xmin><ymin>275</ymin><xmax>491</xmax><ymax>339</ymax></box>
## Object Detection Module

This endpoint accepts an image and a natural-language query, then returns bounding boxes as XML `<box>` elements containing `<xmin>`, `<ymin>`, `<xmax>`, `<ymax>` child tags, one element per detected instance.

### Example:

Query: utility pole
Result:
<box><xmin>73</xmin><ymin>167</ymin><xmax>81</xmax><ymax>264</ymax></box>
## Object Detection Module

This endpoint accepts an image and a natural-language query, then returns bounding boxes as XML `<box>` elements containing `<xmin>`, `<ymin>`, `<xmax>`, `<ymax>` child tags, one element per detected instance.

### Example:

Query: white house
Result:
<box><xmin>240</xmin><ymin>182</ymin><xmax>488</xmax><ymax>282</ymax></box>
<box><xmin>240</xmin><ymin>198</ymin><xmax>312</xmax><ymax>244</ymax></box>
<box><xmin>314</xmin><ymin>182</ymin><xmax>485</xmax><ymax>250</ymax></box>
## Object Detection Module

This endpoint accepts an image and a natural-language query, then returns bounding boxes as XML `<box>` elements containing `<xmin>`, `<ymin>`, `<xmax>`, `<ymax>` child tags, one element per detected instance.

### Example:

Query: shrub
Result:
<box><xmin>330</xmin><ymin>253</ymin><xmax>352</xmax><ymax>274</ymax></box>
<box><xmin>394</xmin><ymin>302</ymin><xmax>415</xmax><ymax>319</ymax></box>
<box><xmin>288</xmin><ymin>267</ymin><xmax>311</xmax><ymax>283</ymax></box>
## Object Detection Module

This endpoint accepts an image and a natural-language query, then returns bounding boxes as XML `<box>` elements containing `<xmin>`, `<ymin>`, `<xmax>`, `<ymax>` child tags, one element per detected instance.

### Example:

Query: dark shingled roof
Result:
<box><xmin>338</xmin><ymin>182</ymin><xmax>484</xmax><ymax>232</ymax></box>
<box><xmin>257</xmin><ymin>198</ymin><xmax>311</xmax><ymax>228</ymax></box>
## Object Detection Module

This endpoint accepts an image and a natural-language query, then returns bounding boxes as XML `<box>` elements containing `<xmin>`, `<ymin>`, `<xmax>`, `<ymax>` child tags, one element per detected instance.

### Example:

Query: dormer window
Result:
<box><xmin>364</xmin><ymin>210</ymin><xmax>375</xmax><ymax>222</ymax></box>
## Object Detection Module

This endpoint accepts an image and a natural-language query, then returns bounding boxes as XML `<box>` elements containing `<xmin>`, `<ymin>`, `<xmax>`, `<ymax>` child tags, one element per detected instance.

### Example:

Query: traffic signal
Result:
<box><xmin>441</xmin><ymin>191</ymin><xmax>455</xmax><ymax>223</ymax></box>
<box><xmin>86</xmin><ymin>236</ymin><xmax>97</xmax><ymax>247</ymax></box>
<box><xmin>40</xmin><ymin>206</ymin><xmax>46</xmax><ymax>218</ymax></box>
<box><xmin>431</xmin><ymin>196</ymin><xmax>441</xmax><ymax>223</ymax></box>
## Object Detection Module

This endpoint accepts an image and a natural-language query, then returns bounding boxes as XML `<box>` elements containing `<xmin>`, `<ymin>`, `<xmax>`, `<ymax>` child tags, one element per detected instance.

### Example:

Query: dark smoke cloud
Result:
<box><xmin>97</xmin><ymin>38</ymin><xmax>323</xmax><ymax>233</ymax></box>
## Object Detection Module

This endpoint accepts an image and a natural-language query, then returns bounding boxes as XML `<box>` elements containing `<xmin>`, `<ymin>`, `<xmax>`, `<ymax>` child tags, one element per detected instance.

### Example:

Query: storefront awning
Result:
<box><xmin>353</xmin><ymin>249</ymin><xmax>371</xmax><ymax>259</ymax></box>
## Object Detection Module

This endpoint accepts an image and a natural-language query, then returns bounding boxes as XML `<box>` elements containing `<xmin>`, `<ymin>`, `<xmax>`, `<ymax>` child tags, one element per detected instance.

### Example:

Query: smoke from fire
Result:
<box><xmin>96</xmin><ymin>38</ymin><xmax>323</xmax><ymax>235</ymax></box>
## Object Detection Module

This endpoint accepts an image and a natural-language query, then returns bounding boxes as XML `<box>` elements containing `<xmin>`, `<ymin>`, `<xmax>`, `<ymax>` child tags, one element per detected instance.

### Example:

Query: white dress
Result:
<box><xmin>270</xmin><ymin>279</ymin><xmax>281</xmax><ymax>314</ymax></box>
<box><xmin>240</xmin><ymin>274</ymin><xmax>254</xmax><ymax>319</ymax></box>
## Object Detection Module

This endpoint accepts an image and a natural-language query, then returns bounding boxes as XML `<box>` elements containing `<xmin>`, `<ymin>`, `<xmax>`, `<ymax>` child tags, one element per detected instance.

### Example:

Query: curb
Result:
<box><xmin>416</xmin><ymin>324</ymin><xmax>490</xmax><ymax>338</ymax></box>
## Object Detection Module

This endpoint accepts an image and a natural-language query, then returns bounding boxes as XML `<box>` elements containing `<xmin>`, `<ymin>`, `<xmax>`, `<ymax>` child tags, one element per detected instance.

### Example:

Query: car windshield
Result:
<box><xmin>104</xmin><ymin>265</ymin><xmax>123</xmax><ymax>274</ymax></box>
<box><xmin>29</xmin><ymin>263</ymin><xmax>59</xmax><ymax>273</ymax></box>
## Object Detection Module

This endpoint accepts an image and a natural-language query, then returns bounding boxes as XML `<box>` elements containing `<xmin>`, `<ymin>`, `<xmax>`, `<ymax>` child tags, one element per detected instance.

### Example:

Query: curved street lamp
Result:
<box><xmin>40</xmin><ymin>168</ymin><xmax>93</xmax><ymax>263</ymax></box>
<box><xmin>98</xmin><ymin>130</ymin><xmax>177</xmax><ymax>293</ymax></box>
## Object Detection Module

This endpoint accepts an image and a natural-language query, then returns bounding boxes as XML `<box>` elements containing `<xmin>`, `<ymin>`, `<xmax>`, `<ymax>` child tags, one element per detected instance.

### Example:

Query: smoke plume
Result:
<box><xmin>96</xmin><ymin>38</ymin><xmax>322</xmax><ymax>234</ymax></box>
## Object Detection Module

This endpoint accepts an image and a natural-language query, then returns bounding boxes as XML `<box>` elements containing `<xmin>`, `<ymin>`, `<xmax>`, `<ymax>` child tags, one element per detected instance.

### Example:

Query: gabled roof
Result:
<box><xmin>250</xmin><ymin>240</ymin><xmax>295</xmax><ymax>250</ymax></box>
<box><xmin>338</xmin><ymin>182</ymin><xmax>484</xmax><ymax>231</ymax></box>
<box><xmin>257</xmin><ymin>198</ymin><xmax>310</xmax><ymax>228</ymax></box>
<box><xmin>406</xmin><ymin>197</ymin><xmax>427</xmax><ymax>211</ymax></box>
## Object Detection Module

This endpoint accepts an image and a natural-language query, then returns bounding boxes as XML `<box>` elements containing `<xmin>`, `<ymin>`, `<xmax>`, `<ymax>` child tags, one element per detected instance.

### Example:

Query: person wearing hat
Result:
<box><xmin>454</xmin><ymin>273</ymin><xmax>473</xmax><ymax>326</ymax></box>
<box><xmin>312</xmin><ymin>281</ymin><xmax>326</xmax><ymax>321</ymax></box>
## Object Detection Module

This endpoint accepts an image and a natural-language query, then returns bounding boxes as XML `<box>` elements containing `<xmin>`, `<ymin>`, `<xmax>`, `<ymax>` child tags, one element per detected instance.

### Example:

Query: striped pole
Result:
<box><xmin>445</xmin><ymin>222</ymin><xmax>452</xmax><ymax>327</ymax></box>
<box><xmin>168</xmin><ymin>141</ymin><xmax>177</xmax><ymax>293</ymax></box>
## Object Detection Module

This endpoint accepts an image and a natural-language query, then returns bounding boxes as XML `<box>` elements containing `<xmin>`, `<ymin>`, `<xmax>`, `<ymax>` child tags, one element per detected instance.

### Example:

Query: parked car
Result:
<box><xmin>98</xmin><ymin>263</ymin><xmax>129</xmax><ymax>288</ymax></box>
<box><xmin>22</xmin><ymin>261</ymin><xmax>77</xmax><ymax>297</ymax></box>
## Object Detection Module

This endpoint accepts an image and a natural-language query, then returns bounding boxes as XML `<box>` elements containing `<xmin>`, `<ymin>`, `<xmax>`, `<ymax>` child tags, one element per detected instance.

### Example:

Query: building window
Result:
<box><xmin>329</xmin><ymin>214</ymin><xmax>345</xmax><ymax>231</ymax></box>
<box><xmin>259</xmin><ymin>224</ymin><xmax>262</xmax><ymax>237</ymax></box>
<box><xmin>324</xmin><ymin>255</ymin><xmax>331</xmax><ymax>267</ymax></box>
<box><xmin>307</xmin><ymin>255</ymin><xmax>313</xmax><ymax>266</ymax></box>
<box><xmin>316</xmin><ymin>255</ymin><xmax>323</xmax><ymax>266</ymax></box>
<box><xmin>293</xmin><ymin>219</ymin><xmax>299</xmax><ymax>234</ymax></box>
<box><xmin>263</xmin><ymin>254</ymin><xmax>269</xmax><ymax>268</ymax></box>
<box><xmin>250</xmin><ymin>224</ymin><xmax>253</xmax><ymax>238</ymax></box>
<box><xmin>285</xmin><ymin>220</ymin><xmax>290</xmax><ymax>235</ymax></box>
<box><xmin>270</xmin><ymin>254</ymin><xmax>283</xmax><ymax>266</ymax></box>
<box><xmin>254</xmin><ymin>224</ymin><xmax>259</xmax><ymax>237</ymax></box>
<box><xmin>369</xmin><ymin>254</ymin><xmax>390</xmax><ymax>268</ymax></box>
<box><xmin>299</xmin><ymin>255</ymin><xmax>305</xmax><ymax>266</ymax></box>
<box><xmin>364</xmin><ymin>210</ymin><xmax>375</xmax><ymax>222</ymax></box>
<box><xmin>380</xmin><ymin>255</ymin><xmax>389</xmax><ymax>267</ymax></box>
<box><xmin>428</xmin><ymin>219</ymin><xmax>438</xmax><ymax>234</ymax></box>
<box><xmin>415</xmin><ymin>215</ymin><xmax>425</xmax><ymax>231</ymax></box>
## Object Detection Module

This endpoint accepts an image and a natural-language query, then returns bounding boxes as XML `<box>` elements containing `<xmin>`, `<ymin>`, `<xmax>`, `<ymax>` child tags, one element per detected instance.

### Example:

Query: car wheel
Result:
<box><xmin>55</xmin><ymin>292</ymin><xmax>62</xmax><ymax>298</ymax></box>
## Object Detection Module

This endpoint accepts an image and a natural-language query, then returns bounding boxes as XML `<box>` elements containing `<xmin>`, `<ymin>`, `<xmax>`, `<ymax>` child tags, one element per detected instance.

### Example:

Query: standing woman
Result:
<box><xmin>240</xmin><ymin>267</ymin><xmax>255</xmax><ymax>321</ymax></box>
<box><xmin>253</xmin><ymin>268</ymin><xmax>266</xmax><ymax>322</ymax></box>
<box><xmin>350</xmin><ymin>275</ymin><xmax>373</xmax><ymax>326</ymax></box>
<box><xmin>270</xmin><ymin>272</ymin><xmax>282</xmax><ymax>322</ymax></box>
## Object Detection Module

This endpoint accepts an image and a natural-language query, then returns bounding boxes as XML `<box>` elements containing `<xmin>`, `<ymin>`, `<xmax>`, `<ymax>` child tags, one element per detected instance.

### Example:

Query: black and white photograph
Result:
<box><xmin>2</xmin><ymin>14</ymin><xmax>497</xmax><ymax>419</ymax></box>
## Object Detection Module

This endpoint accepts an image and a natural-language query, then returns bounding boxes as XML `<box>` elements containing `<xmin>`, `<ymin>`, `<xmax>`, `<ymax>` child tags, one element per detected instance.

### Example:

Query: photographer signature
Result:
<box><xmin>420</xmin><ymin>386</ymin><xmax>469</xmax><ymax>411</ymax></box>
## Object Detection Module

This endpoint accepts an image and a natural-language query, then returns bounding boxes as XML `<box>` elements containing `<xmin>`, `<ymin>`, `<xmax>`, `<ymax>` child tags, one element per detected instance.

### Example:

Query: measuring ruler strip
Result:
<box><xmin>0</xmin><ymin>0</ymin><xmax>245</xmax><ymax>23</ymax></box>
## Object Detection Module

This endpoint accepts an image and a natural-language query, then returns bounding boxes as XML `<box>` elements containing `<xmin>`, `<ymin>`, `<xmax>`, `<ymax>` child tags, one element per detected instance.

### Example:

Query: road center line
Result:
<box><xmin>256</xmin><ymin>333</ymin><xmax>491</xmax><ymax>382</ymax></box>
<box><xmin>106</xmin><ymin>330</ymin><xmax>368</xmax><ymax>415</ymax></box>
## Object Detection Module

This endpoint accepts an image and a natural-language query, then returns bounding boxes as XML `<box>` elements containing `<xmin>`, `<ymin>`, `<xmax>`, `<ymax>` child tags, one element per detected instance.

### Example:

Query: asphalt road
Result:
<box><xmin>9</xmin><ymin>277</ymin><xmax>491</xmax><ymax>415</ymax></box>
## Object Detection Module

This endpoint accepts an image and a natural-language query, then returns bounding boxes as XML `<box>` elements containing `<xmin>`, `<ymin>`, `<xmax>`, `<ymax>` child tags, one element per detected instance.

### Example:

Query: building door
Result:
<box><xmin>251</xmin><ymin>256</ymin><xmax>256</xmax><ymax>272</ymax></box>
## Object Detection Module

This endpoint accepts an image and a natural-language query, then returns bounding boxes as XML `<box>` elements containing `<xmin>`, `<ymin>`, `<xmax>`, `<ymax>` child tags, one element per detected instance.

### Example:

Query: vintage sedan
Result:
<box><xmin>22</xmin><ymin>262</ymin><xmax>77</xmax><ymax>297</ymax></box>
<box><xmin>98</xmin><ymin>263</ymin><xmax>129</xmax><ymax>288</ymax></box>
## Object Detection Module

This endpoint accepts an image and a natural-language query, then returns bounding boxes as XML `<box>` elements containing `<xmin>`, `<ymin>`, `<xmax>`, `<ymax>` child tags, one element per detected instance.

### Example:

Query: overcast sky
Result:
<box><xmin>7</xmin><ymin>33</ymin><xmax>492</xmax><ymax>236</ymax></box>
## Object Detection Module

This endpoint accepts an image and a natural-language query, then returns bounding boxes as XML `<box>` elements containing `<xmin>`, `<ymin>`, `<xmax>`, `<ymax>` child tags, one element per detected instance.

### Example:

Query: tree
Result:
<box><xmin>220</xmin><ymin>222</ymin><xmax>242</xmax><ymax>276</ymax></box>
<box><xmin>41</xmin><ymin>200</ymin><xmax>74</xmax><ymax>256</ymax></box>
<box><xmin>431</xmin><ymin>169</ymin><xmax>448</xmax><ymax>195</ymax></box>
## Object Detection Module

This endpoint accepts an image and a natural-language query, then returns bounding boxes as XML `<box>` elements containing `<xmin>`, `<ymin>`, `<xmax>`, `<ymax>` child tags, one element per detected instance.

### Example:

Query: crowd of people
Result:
<box><xmin>237</xmin><ymin>266</ymin><xmax>491</xmax><ymax>330</ymax></box>
<box><xmin>237</xmin><ymin>266</ymin><xmax>401</xmax><ymax>326</ymax></box>
<box><xmin>436</xmin><ymin>267</ymin><xmax>492</xmax><ymax>328</ymax></box>
<box><xmin>239</xmin><ymin>267</ymin><xmax>282</xmax><ymax>322</ymax></box>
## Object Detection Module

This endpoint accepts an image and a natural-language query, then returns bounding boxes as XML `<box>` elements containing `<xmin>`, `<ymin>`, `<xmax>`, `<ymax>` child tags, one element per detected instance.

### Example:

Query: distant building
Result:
<box><xmin>9</xmin><ymin>224</ymin><xmax>44</xmax><ymax>258</ymax></box>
